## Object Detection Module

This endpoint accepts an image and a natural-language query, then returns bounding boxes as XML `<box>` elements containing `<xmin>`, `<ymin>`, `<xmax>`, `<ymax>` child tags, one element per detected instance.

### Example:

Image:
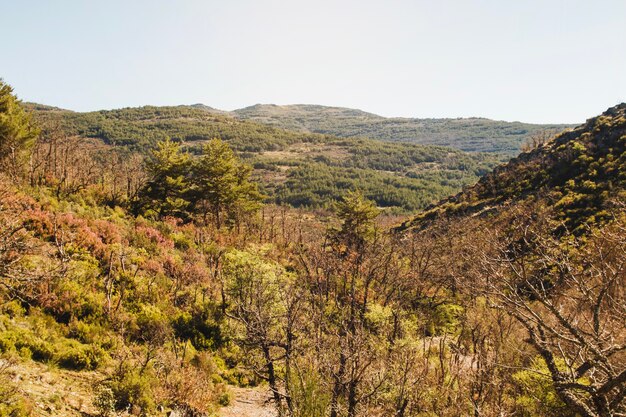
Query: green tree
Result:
<box><xmin>0</xmin><ymin>79</ymin><xmax>39</xmax><ymax>178</ymax></box>
<box><xmin>222</xmin><ymin>249</ymin><xmax>296</xmax><ymax>415</ymax></box>
<box><xmin>324</xmin><ymin>192</ymin><xmax>384</xmax><ymax>417</ymax></box>
<box><xmin>332</xmin><ymin>190</ymin><xmax>380</xmax><ymax>250</ymax></box>
<box><xmin>138</xmin><ymin>139</ymin><xmax>191</xmax><ymax>218</ymax></box>
<box><xmin>192</xmin><ymin>138</ymin><xmax>262</xmax><ymax>228</ymax></box>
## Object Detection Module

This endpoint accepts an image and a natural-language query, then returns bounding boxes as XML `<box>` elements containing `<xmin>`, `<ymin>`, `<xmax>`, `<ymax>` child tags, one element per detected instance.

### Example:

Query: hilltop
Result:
<box><xmin>34</xmin><ymin>102</ymin><xmax>573</xmax><ymax>155</ymax></box>
<box><xmin>229</xmin><ymin>103</ymin><xmax>573</xmax><ymax>154</ymax></box>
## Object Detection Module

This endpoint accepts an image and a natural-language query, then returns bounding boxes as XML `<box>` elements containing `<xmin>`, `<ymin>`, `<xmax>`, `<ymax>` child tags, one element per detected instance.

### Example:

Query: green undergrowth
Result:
<box><xmin>0</xmin><ymin>182</ymin><xmax>259</xmax><ymax>415</ymax></box>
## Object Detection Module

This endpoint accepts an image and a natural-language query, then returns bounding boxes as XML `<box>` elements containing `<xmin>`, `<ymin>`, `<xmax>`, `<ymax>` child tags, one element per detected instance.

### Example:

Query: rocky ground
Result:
<box><xmin>219</xmin><ymin>387</ymin><xmax>276</xmax><ymax>417</ymax></box>
<box><xmin>7</xmin><ymin>359</ymin><xmax>99</xmax><ymax>416</ymax></box>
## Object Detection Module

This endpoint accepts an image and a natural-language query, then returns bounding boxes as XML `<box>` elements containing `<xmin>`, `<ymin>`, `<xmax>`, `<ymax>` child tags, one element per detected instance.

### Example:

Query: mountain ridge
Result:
<box><xmin>25</xmin><ymin>101</ymin><xmax>573</xmax><ymax>154</ymax></box>
<box><xmin>400</xmin><ymin>103</ymin><xmax>626</xmax><ymax>232</ymax></box>
<box><xmin>24</xmin><ymin>102</ymin><xmax>500</xmax><ymax>213</ymax></box>
<box><xmin>215</xmin><ymin>103</ymin><xmax>575</xmax><ymax>154</ymax></box>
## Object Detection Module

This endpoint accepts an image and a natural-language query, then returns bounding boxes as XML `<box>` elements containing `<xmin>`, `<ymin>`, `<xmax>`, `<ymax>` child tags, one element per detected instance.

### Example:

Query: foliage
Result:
<box><xmin>402</xmin><ymin>103</ymin><xmax>626</xmax><ymax>232</ymax></box>
<box><xmin>0</xmin><ymin>313</ymin><xmax>107</xmax><ymax>370</ymax></box>
<box><xmin>330</xmin><ymin>190</ymin><xmax>380</xmax><ymax>248</ymax></box>
<box><xmin>28</xmin><ymin>103</ymin><xmax>501</xmax><ymax>213</ymax></box>
<box><xmin>0</xmin><ymin>88</ymin><xmax>623</xmax><ymax>416</ymax></box>
<box><xmin>0</xmin><ymin>80</ymin><xmax>39</xmax><ymax>177</ymax></box>
<box><xmin>137</xmin><ymin>137</ymin><xmax>263</xmax><ymax>227</ymax></box>
<box><xmin>512</xmin><ymin>357</ymin><xmax>571</xmax><ymax>417</ymax></box>
<box><xmin>27</xmin><ymin>104</ymin><xmax>321</xmax><ymax>151</ymax></box>
<box><xmin>0</xmin><ymin>357</ymin><xmax>32</xmax><ymax>417</ymax></box>
<box><xmin>192</xmin><ymin>138</ymin><xmax>264</xmax><ymax>227</ymax></box>
<box><xmin>139</xmin><ymin>139</ymin><xmax>191</xmax><ymax>218</ymax></box>
<box><xmin>93</xmin><ymin>385</ymin><xmax>115</xmax><ymax>417</ymax></box>
<box><xmin>233</xmin><ymin>103</ymin><xmax>572</xmax><ymax>154</ymax></box>
<box><xmin>103</xmin><ymin>367</ymin><xmax>157</xmax><ymax>415</ymax></box>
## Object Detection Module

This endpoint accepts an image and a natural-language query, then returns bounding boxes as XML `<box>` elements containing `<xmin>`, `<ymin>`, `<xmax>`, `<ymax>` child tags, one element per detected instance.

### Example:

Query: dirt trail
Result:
<box><xmin>8</xmin><ymin>358</ymin><xmax>276</xmax><ymax>417</ymax></box>
<box><xmin>219</xmin><ymin>387</ymin><xmax>277</xmax><ymax>417</ymax></box>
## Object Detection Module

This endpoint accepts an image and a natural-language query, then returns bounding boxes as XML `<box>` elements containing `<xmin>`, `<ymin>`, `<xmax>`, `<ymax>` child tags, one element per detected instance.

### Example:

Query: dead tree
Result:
<box><xmin>477</xmin><ymin>212</ymin><xmax>626</xmax><ymax>417</ymax></box>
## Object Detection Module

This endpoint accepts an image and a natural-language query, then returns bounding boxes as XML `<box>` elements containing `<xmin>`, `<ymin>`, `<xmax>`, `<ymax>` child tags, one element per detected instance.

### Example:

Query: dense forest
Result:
<box><xmin>230</xmin><ymin>104</ymin><xmax>573</xmax><ymax>154</ymax></box>
<box><xmin>26</xmin><ymin>103</ymin><xmax>500</xmax><ymax>213</ymax></box>
<box><xmin>1</xmin><ymin>79</ymin><xmax>625</xmax><ymax>417</ymax></box>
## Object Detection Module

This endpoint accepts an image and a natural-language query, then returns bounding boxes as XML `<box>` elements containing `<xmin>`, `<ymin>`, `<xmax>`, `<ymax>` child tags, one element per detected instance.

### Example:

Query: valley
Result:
<box><xmin>0</xmin><ymin>81</ymin><xmax>624</xmax><ymax>417</ymax></box>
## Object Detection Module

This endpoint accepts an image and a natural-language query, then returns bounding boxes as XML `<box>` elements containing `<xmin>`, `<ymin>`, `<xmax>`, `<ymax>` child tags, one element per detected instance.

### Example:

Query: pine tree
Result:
<box><xmin>192</xmin><ymin>138</ymin><xmax>263</xmax><ymax>228</ymax></box>
<box><xmin>138</xmin><ymin>139</ymin><xmax>191</xmax><ymax>218</ymax></box>
<box><xmin>0</xmin><ymin>79</ymin><xmax>39</xmax><ymax>178</ymax></box>
<box><xmin>332</xmin><ymin>190</ymin><xmax>380</xmax><ymax>251</ymax></box>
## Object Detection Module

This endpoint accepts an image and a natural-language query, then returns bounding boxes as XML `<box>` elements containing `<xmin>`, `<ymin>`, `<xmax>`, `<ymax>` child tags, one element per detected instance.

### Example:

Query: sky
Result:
<box><xmin>2</xmin><ymin>0</ymin><xmax>625</xmax><ymax>124</ymax></box>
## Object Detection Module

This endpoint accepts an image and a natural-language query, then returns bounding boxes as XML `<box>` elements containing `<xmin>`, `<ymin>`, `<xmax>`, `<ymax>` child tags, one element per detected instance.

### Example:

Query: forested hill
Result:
<box><xmin>26</xmin><ymin>103</ymin><xmax>500</xmax><ymax>212</ymax></box>
<box><xmin>401</xmin><ymin>103</ymin><xmax>626</xmax><ymax>232</ymax></box>
<box><xmin>229</xmin><ymin>103</ymin><xmax>573</xmax><ymax>154</ymax></box>
<box><xmin>3</xmin><ymin>80</ymin><xmax>625</xmax><ymax>416</ymax></box>
<box><xmin>391</xmin><ymin>104</ymin><xmax>626</xmax><ymax>416</ymax></box>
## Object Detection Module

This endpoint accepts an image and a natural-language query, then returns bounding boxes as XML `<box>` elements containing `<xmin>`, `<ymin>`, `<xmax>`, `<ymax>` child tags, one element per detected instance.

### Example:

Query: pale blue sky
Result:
<box><xmin>2</xmin><ymin>0</ymin><xmax>625</xmax><ymax>123</ymax></box>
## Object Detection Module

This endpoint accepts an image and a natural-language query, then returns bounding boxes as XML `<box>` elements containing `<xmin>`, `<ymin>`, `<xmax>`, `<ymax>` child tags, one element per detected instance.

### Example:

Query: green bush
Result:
<box><xmin>0</xmin><ymin>301</ymin><xmax>26</xmax><ymax>318</ymax></box>
<box><xmin>0</xmin><ymin>397</ymin><xmax>32</xmax><ymax>417</ymax></box>
<box><xmin>0</xmin><ymin>328</ymin><xmax>55</xmax><ymax>362</ymax></box>
<box><xmin>425</xmin><ymin>303</ymin><xmax>465</xmax><ymax>336</ymax></box>
<box><xmin>105</xmin><ymin>369</ymin><xmax>157</xmax><ymax>415</ymax></box>
<box><xmin>288</xmin><ymin>367</ymin><xmax>330</xmax><ymax>417</ymax></box>
<box><xmin>512</xmin><ymin>357</ymin><xmax>571</xmax><ymax>417</ymax></box>
<box><xmin>57</xmin><ymin>340</ymin><xmax>106</xmax><ymax>370</ymax></box>
<box><xmin>47</xmin><ymin>279</ymin><xmax>105</xmax><ymax>323</ymax></box>
<box><xmin>133</xmin><ymin>304</ymin><xmax>171</xmax><ymax>344</ymax></box>
<box><xmin>0</xmin><ymin>319</ymin><xmax>105</xmax><ymax>369</ymax></box>
<box><xmin>93</xmin><ymin>386</ymin><xmax>115</xmax><ymax>417</ymax></box>
<box><xmin>218</xmin><ymin>390</ymin><xmax>232</xmax><ymax>406</ymax></box>
<box><xmin>0</xmin><ymin>332</ymin><xmax>16</xmax><ymax>354</ymax></box>
<box><xmin>25</xmin><ymin>339</ymin><xmax>55</xmax><ymax>362</ymax></box>
<box><xmin>172</xmin><ymin>308</ymin><xmax>224</xmax><ymax>350</ymax></box>
<box><xmin>0</xmin><ymin>356</ymin><xmax>32</xmax><ymax>417</ymax></box>
<box><xmin>67</xmin><ymin>320</ymin><xmax>116</xmax><ymax>350</ymax></box>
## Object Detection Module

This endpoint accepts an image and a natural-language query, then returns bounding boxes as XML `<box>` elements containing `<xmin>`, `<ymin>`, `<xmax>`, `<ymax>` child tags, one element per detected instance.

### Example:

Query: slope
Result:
<box><xmin>400</xmin><ymin>103</ymin><xmax>626</xmax><ymax>232</ymax></box>
<box><xmin>26</xmin><ymin>103</ymin><xmax>500</xmax><ymax>212</ymax></box>
<box><xmin>231</xmin><ymin>104</ymin><xmax>573</xmax><ymax>154</ymax></box>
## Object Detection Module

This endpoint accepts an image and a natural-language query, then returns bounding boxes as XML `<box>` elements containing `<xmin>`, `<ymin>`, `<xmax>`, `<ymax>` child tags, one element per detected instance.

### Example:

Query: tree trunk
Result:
<box><xmin>347</xmin><ymin>378</ymin><xmax>358</xmax><ymax>417</ymax></box>
<box><xmin>330</xmin><ymin>351</ymin><xmax>346</xmax><ymax>417</ymax></box>
<box><xmin>263</xmin><ymin>345</ymin><xmax>283</xmax><ymax>415</ymax></box>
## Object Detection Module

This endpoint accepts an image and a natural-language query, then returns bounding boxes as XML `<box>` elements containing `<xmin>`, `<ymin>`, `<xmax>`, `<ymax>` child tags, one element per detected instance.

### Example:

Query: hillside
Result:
<box><xmin>390</xmin><ymin>104</ymin><xmax>626</xmax><ymax>417</ymax></box>
<box><xmin>26</xmin><ymin>104</ymin><xmax>500</xmax><ymax>212</ymax></box>
<box><xmin>230</xmin><ymin>104</ymin><xmax>573</xmax><ymax>154</ymax></box>
<box><xmin>2</xmin><ymin>79</ymin><xmax>625</xmax><ymax>417</ymax></box>
<box><xmin>401</xmin><ymin>103</ymin><xmax>626</xmax><ymax>232</ymax></box>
